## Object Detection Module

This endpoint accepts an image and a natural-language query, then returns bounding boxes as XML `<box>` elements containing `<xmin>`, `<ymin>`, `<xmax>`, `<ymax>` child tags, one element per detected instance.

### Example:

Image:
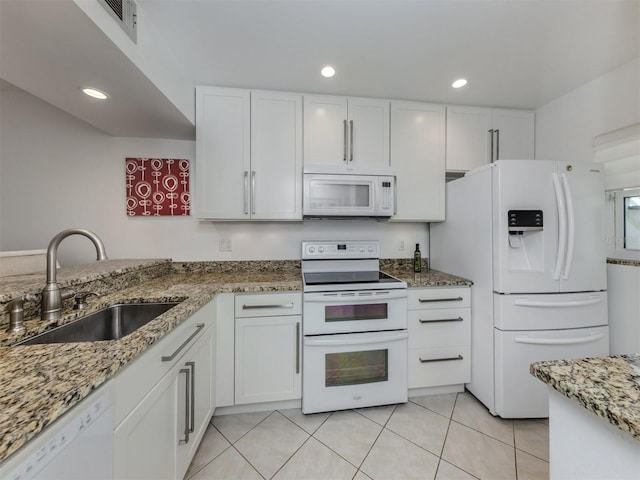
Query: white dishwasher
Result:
<box><xmin>0</xmin><ymin>384</ymin><xmax>114</xmax><ymax>480</ymax></box>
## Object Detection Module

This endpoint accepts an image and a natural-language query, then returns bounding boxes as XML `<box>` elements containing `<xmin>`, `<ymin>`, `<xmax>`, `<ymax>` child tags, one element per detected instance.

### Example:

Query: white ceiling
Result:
<box><xmin>1</xmin><ymin>0</ymin><xmax>638</xmax><ymax>140</ymax></box>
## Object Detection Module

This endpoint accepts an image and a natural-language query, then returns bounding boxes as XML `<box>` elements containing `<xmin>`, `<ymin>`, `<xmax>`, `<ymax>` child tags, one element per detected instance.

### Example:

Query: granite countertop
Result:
<box><xmin>531</xmin><ymin>354</ymin><xmax>640</xmax><ymax>440</ymax></box>
<box><xmin>0</xmin><ymin>258</ymin><xmax>470</xmax><ymax>464</ymax></box>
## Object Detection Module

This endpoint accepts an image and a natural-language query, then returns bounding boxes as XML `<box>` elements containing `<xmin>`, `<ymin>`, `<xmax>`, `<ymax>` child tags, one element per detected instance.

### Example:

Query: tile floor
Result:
<box><xmin>185</xmin><ymin>391</ymin><xmax>549</xmax><ymax>480</ymax></box>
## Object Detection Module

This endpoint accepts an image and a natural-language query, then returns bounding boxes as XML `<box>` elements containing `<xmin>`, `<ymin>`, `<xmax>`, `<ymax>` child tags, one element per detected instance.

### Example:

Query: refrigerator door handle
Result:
<box><xmin>560</xmin><ymin>173</ymin><xmax>576</xmax><ymax>280</ymax></box>
<box><xmin>512</xmin><ymin>296</ymin><xmax>603</xmax><ymax>308</ymax></box>
<box><xmin>552</xmin><ymin>173</ymin><xmax>567</xmax><ymax>280</ymax></box>
<box><xmin>514</xmin><ymin>333</ymin><xmax>605</xmax><ymax>346</ymax></box>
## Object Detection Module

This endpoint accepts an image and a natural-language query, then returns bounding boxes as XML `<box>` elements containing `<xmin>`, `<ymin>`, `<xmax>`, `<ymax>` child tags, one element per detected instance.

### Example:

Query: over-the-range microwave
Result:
<box><xmin>303</xmin><ymin>173</ymin><xmax>395</xmax><ymax>218</ymax></box>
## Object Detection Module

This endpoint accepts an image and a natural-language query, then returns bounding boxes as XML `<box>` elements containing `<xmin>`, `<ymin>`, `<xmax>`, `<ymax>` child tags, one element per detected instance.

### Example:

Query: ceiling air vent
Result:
<box><xmin>98</xmin><ymin>0</ymin><xmax>137</xmax><ymax>43</ymax></box>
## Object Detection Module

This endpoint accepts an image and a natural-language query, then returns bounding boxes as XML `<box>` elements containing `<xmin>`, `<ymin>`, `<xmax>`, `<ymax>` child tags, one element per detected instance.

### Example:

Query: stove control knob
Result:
<box><xmin>309</xmin><ymin>247</ymin><xmax>315</xmax><ymax>253</ymax></box>
<box><xmin>359</xmin><ymin>247</ymin><xmax>365</xmax><ymax>252</ymax></box>
<box><xmin>318</xmin><ymin>247</ymin><xmax>324</xmax><ymax>253</ymax></box>
<box><xmin>368</xmin><ymin>245</ymin><xmax>374</xmax><ymax>252</ymax></box>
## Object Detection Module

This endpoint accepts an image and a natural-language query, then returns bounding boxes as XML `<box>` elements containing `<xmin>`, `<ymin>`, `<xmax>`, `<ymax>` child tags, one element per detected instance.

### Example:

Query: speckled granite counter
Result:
<box><xmin>0</xmin><ymin>261</ymin><xmax>301</xmax><ymax>463</ymax></box>
<box><xmin>531</xmin><ymin>354</ymin><xmax>640</xmax><ymax>440</ymax></box>
<box><xmin>0</xmin><ymin>258</ymin><xmax>468</xmax><ymax>464</ymax></box>
<box><xmin>607</xmin><ymin>257</ymin><xmax>640</xmax><ymax>267</ymax></box>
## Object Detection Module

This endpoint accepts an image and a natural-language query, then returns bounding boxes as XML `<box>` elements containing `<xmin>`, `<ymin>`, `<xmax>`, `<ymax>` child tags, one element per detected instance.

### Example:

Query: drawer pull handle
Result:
<box><xmin>295</xmin><ymin>322</ymin><xmax>301</xmax><ymax>374</ymax></box>
<box><xmin>179</xmin><ymin>367</ymin><xmax>191</xmax><ymax>445</ymax></box>
<box><xmin>242</xmin><ymin>302</ymin><xmax>294</xmax><ymax>310</ymax></box>
<box><xmin>419</xmin><ymin>317</ymin><xmax>464</xmax><ymax>324</ymax></box>
<box><xmin>418</xmin><ymin>296</ymin><xmax>464</xmax><ymax>303</ymax></box>
<box><xmin>162</xmin><ymin>323</ymin><xmax>205</xmax><ymax>362</ymax></box>
<box><xmin>419</xmin><ymin>354</ymin><xmax>464</xmax><ymax>363</ymax></box>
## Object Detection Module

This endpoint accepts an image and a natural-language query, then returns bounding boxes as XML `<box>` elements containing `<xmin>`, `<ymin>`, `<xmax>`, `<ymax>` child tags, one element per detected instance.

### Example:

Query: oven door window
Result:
<box><xmin>325</xmin><ymin>349</ymin><xmax>388</xmax><ymax>387</ymax></box>
<box><xmin>325</xmin><ymin>303</ymin><xmax>388</xmax><ymax>322</ymax></box>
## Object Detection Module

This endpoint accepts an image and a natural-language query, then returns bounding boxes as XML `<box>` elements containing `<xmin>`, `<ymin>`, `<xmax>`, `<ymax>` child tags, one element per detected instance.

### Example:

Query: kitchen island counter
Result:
<box><xmin>531</xmin><ymin>355</ymin><xmax>640</xmax><ymax>478</ymax></box>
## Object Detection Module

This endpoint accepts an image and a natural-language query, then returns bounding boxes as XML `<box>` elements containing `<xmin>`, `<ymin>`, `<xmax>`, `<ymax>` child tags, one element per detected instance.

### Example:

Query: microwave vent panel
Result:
<box><xmin>98</xmin><ymin>0</ymin><xmax>137</xmax><ymax>43</ymax></box>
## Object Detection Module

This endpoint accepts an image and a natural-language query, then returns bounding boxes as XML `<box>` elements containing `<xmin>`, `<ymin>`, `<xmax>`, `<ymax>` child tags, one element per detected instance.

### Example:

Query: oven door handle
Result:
<box><xmin>304</xmin><ymin>331</ymin><xmax>408</xmax><ymax>347</ymax></box>
<box><xmin>303</xmin><ymin>290</ymin><xmax>408</xmax><ymax>302</ymax></box>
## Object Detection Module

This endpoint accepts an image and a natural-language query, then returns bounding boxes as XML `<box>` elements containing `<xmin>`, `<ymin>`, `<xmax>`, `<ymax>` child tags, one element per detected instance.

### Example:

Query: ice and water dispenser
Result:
<box><xmin>507</xmin><ymin>210</ymin><xmax>544</xmax><ymax>271</ymax></box>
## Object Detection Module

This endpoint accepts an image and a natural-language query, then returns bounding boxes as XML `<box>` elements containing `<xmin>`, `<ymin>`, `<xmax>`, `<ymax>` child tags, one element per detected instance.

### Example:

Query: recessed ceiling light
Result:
<box><xmin>321</xmin><ymin>66</ymin><xmax>336</xmax><ymax>78</ymax></box>
<box><xmin>82</xmin><ymin>87</ymin><xmax>109</xmax><ymax>100</ymax></box>
<box><xmin>452</xmin><ymin>78</ymin><xmax>468</xmax><ymax>89</ymax></box>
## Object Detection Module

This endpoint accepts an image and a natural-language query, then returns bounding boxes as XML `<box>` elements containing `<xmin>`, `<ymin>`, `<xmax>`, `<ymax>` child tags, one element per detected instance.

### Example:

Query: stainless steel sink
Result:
<box><xmin>16</xmin><ymin>302</ymin><xmax>179</xmax><ymax>345</ymax></box>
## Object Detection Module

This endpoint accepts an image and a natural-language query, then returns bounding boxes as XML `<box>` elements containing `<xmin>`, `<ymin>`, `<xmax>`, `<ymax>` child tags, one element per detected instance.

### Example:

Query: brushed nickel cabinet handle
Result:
<box><xmin>162</xmin><ymin>323</ymin><xmax>205</xmax><ymax>362</ymax></box>
<box><xmin>343</xmin><ymin>120</ymin><xmax>348</xmax><ymax>163</ymax></box>
<box><xmin>419</xmin><ymin>355</ymin><xmax>464</xmax><ymax>363</ymax></box>
<box><xmin>242</xmin><ymin>302</ymin><xmax>295</xmax><ymax>310</ymax></box>
<box><xmin>295</xmin><ymin>322</ymin><xmax>300</xmax><ymax>374</ymax></box>
<box><xmin>349</xmin><ymin>119</ymin><xmax>354</xmax><ymax>162</ymax></box>
<box><xmin>243</xmin><ymin>171</ymin><xmax>249</xmax><ymax>214</ymax></box>
<box><xmin>419</xmin><ymin>317</ymin><xmax>464</xmax><ymax>324</ymax></box>
<box><xmin>418</xmin><ymin>297</ymin><xmax>463</xmax><ymax>303</ymax></box>
<box><xmin>179</xmin><ymin>367</ymin><xmax>190</xmax><ymax>445</ymax></box>
<box><xmin>495</xmin><ymin>129</ymin><xmax>500</xmax><ymax>161</ymax></box>
<box><xmin>186</xmin><ymin>361</ymin><xmax>195</xmax><ymax>433</ymax></box>
<box><xmin>251</xmin><ymin>170</ymin><xmax>256</xmax><ymax>215</ymax></box>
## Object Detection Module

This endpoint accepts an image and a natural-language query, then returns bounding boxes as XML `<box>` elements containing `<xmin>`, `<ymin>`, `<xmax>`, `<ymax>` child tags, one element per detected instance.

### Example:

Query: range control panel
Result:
<box><xmin>508</xmin><ymin>210</ymin><xmax>543</xmax><ymax>234</ymax></box>
<box><xmin>302</xmin><ymin>241</ymin><xmax>379</xmax><ymax>259</ymax></box>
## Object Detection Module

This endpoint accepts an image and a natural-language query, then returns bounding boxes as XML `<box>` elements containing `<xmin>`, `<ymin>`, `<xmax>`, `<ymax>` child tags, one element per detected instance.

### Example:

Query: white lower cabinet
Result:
<box><xmin>113</xmin><ymin>300</ymin><xmax>216</xmax><ymax>480</ymax></box>
<box><xmin>407</xmin><ymin>287</ymin><xmax>471</xmax><ymax>389</ymax></box>
<box><xmin>234</xmin><ymin>292</ymin><xmax>302</xmax><ymax>405</ymax></box>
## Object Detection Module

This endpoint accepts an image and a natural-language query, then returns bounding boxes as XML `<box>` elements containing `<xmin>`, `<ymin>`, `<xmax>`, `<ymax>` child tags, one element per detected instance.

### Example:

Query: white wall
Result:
<box><xmin>535</xmin><ymin>57</ymin><xmax>640</xmax><ymax>354</ymax></box>
<box><xmin>0</xmin><ymin>87</ymin><xmax>427</xmax><ymax>266</ymax></box>
<box><xmin>535</xmin><ymin>57</ymin><xmax>640</xmax><ymax>162</ymax></box>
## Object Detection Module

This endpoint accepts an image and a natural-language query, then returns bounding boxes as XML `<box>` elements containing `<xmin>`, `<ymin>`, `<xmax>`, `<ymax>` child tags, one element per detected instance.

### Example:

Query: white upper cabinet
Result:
<box><xmin>196</xmin><ymin>87</ymin><xmax>250</xmax><ymax>219</ymax></box>
<box><xmin>196</xmin><ymin>87</ymin><xmax>302</xmax><ymax>220</ymax></box>
<box><xmin>391</xmin><ymin>101</ymin><xmax>446</xmax><ymax>221</ymax></box>
<box><xmin>304</xmin><ymin>95</ymin><xmax>390</xmax><ymax>172</ymax></box>
<box><xmin>446</xmin><ymin>106</ymin><xmax>534</xmax><ymax>172</ymax></box>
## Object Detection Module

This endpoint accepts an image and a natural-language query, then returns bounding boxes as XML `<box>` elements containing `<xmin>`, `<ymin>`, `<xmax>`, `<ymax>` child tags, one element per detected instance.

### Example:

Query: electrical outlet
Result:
<box><xmin>219</xmin><ymin>238</ymin><xmax>232</xmax><ymax>252</ymax></box>
<box><xmin>398</xmin><ymin>240</ymin><xmax>405</xmax><ymax>251</ymax></box>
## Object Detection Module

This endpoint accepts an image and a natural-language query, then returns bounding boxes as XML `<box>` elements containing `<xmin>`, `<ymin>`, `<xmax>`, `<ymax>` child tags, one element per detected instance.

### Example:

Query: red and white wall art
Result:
<box><xmin>125</xmin><ymin>158</ymin><xmax>191</xmax><ymax>217</ymax></box>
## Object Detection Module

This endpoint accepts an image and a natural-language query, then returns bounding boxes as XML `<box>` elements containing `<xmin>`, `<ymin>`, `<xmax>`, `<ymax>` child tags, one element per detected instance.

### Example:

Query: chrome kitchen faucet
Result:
<box><xmin>41</xmin><ymin>229</ymin><xmax>108</xmax><ymax>321</ymax></box>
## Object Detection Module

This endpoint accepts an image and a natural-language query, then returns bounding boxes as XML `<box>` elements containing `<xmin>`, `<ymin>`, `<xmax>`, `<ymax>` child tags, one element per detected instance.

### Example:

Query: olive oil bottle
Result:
<box><xmin>414</xmin><ymin>243</ymin><xmax>422</xmax><ymax>273</ymax></box>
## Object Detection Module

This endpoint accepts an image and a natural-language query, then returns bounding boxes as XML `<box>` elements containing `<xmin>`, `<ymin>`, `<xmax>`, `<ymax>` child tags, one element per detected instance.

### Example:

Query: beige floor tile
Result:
<box><xmin>515</xmin><ymin>449</ymin><xmax>549</xmax><ymax>480</ymax></box>
<box><xmin>272</xmin><ymin>437</ymin><xmax>357</xmax><ymax>480</ymax></box>
<box><xmin>435</xmin><ymin>460</ymin><xmax>478</xmax><ymax>480</ymax></box>
<box><xmin>410</xmin><ymin>393</ymin><xmax>458</xmax><ymax>418</ymax></box>
<box><xmin>514</xmin><ymin>420</ymin><xmax>549</xmax><ymax>461</ymax></box>
<box><xmin>354</xmin><ymin>471</ymin><xmax>373</xmax><ymax>480</ymax></box>
<box><xmin>280</xmin><ymin>408</ymin><xmax>331</xmax><ymax>434</ymax></box>
<box><xmin>452</xmin><ymin>393</ymin><xmax>514</xmax><ymax>445</ymax></box>
<box><xmin>385</xmin><ymin>401</ymin><xmax>450</xmax><ymax>456</ymax></box>
<box><xmin>213</xmin><ymin>410</ymin><xmax>272</xmax><ymax>443</ymax></box>
<box><xmin>313</xmin><ymin>409</ymin><xmax>383</xmax><ymax>467</ymax></box>
<box><xmin>442</xmin><ymin>421</ymin><xmax>516</xmax><ymax>480</ymax></box>
<box><xmin>190</xmin><ymin>447</ymin><xmax>262</xmax><ymax>480</ymax></box>
<box><xmin>185</xmin><ymin>425</ymin><xmax>231</xmax><ymax>478</ymax></box>
<box><xmin>355</xmin><ymin>404</ymin><xmax>398</xmax><ymax>426</ymax></box>
<box><xmin>235</xmin><ymin>411</ymin><xmax>309</xmax><ymax>479</ymax></box>
<box><xmin>360</xmin><ymin>429</ymin><xmax>439</xmax><ymax>480</ymax></box>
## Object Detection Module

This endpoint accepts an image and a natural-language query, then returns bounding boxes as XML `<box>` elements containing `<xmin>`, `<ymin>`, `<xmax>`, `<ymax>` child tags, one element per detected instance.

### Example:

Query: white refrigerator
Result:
<box><xmin>431</xmin><ymin>160</ymin><xmax>609</xmax><ymax>418</ymax></box>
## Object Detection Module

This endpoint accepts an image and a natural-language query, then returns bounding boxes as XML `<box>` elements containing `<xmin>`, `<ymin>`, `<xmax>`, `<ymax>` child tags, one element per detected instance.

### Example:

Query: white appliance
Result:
<box><xmin>430</xmin><ymin>160</ymin><xmax>609</xmax><ymax>418</ymax></box>
<box><xmin>301</xmin><ymin>241</ymin><xmax>408</xmax><ymax>414</ymax></box>
<box><xmin>303</xmin><ymin>173</ymin><xmax>395</xmax><ymax>218</ymax></box>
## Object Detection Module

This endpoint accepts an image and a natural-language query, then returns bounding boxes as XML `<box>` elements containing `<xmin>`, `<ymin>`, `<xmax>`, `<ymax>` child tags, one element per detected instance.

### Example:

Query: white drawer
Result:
<box><xmin>408</xmin><ymin>307</ymin><xmax>470</xmax><ymax>348</ymax></box>
<box><xmin>408</xmin><ymin>287</ymin><xmax>470</xmax><ymax>310</ymax></box>
<box><xmin>408</xmin><ymin>346</ymin><xmax>471</xmax><ymax>389</ymax></box>
<box><xmin>235</xmin><ymin>292</ymin><xmax>302</xmax><ymax>317</ymax></box>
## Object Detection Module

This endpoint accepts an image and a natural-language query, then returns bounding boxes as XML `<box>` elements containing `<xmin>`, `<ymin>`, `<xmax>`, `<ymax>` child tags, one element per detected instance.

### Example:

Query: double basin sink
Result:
<box><xmin>16</xmin><ymin>302</ymin><xmax>179</xmax><ymax>345</ymax></box>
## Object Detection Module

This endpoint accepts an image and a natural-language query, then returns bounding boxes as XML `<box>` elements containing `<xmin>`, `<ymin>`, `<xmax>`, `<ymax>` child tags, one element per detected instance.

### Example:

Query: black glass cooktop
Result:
<box><xmin>304</xmin><ymin>271</ymin><xmax>402</xmax><ymax>286</ymax></box>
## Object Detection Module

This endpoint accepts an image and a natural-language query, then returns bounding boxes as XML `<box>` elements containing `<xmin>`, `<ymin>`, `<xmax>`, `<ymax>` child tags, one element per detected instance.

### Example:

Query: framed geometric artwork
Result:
<box><xmin>125</xmin><ymin>158</ymin><xmax>191</xmax><ymax>216</ymax></box>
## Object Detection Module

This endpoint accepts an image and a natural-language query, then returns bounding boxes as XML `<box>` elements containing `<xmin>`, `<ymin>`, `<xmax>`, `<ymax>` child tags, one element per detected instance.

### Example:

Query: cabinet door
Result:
<box><xmin>491</xmin><ymin>109</ymin><xmax>535</xmax><ymax>161</ymax></box>
<box><xmin>446</xmin><ymin>105</ymin><xmax>492</xmax><ymax>171</ymax></box>
<box><xmin>391</xmin><ymin>101</ymin><xmax>445</xmax><ymax>221</ymax></box>
<box><xmin>251</xmin><ymin>91</ymin><xmax>303</xmax><ymax>220</ymax></box>
<box><xmin>113</xmin><ymin>366</ymin><xmax>178</xmax><ymax>480</ymax></box>
<box><xmin>235</xmin><ymin>315</ymin><xmax>302</xmax><ymax>404</ymax></box>
<box><xmin>176</xmin><ymin>331</ymin><xmax>215</xmax><ymax>479</ymax></box>
<box><xmin>303</xmin><ymin>95</ymin><xmax>348</xmax><ymax>167</ymax></box>
<box><xmin>348</xmin><ymin>97</ymin><xmax>390</xmax><ymax>169</ymax></box>
<box><xmin>196</xmin><ymin>87</ymin><xmax>251</xmax><ymax>219</ymax></box>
